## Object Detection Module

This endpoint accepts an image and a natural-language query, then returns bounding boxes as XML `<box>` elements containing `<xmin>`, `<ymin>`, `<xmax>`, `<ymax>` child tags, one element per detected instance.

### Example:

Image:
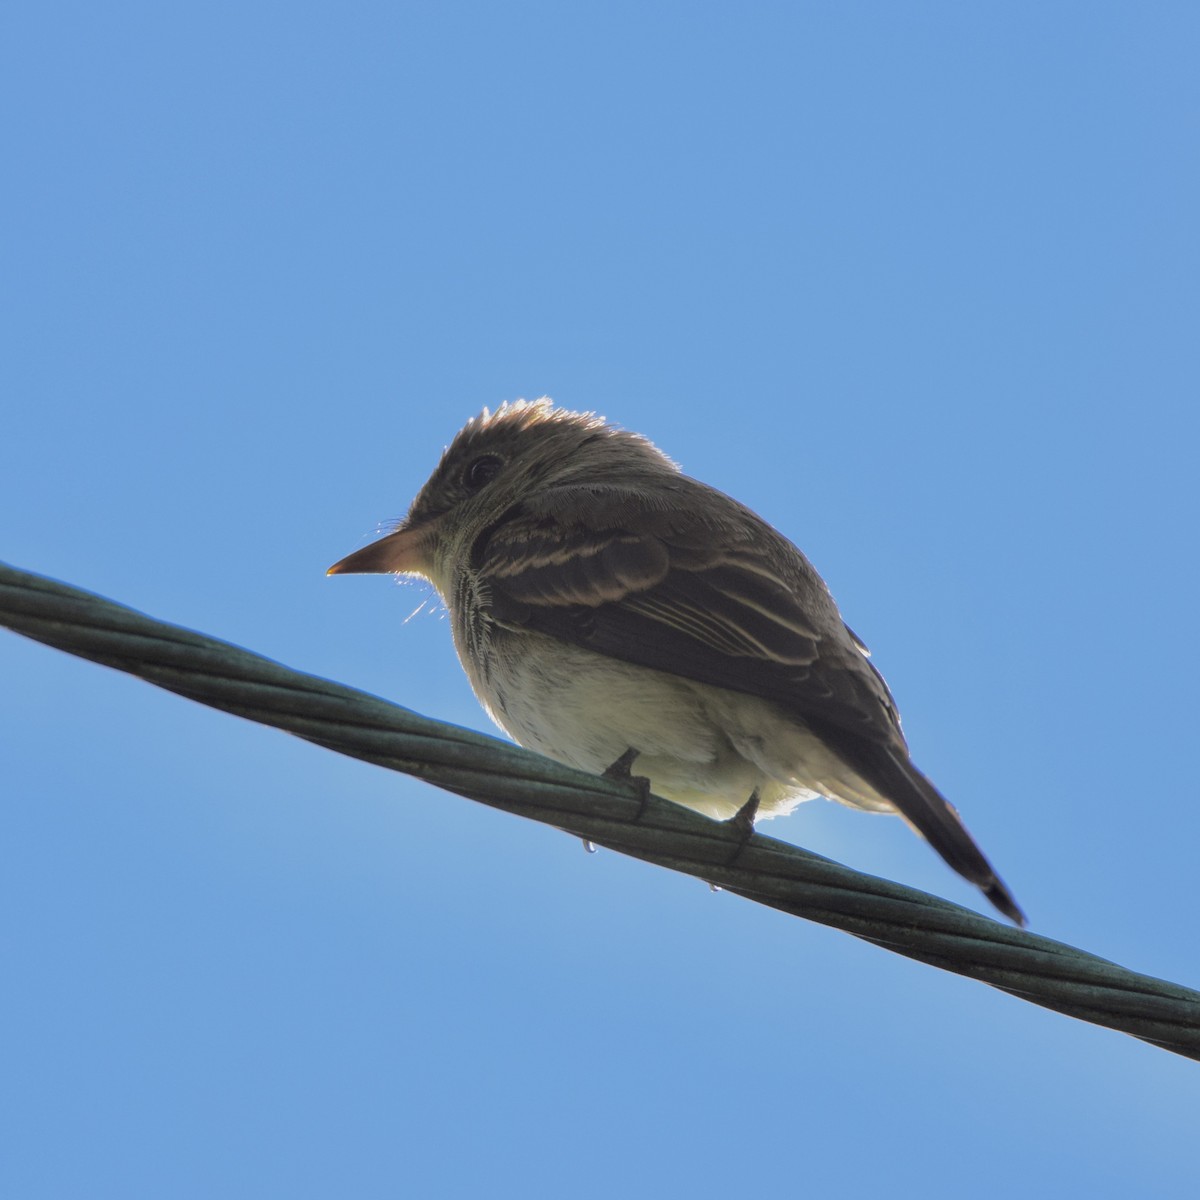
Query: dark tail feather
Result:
<box><xmin>880</xmin><ymin>749</ymin><xmax>1025</xmax><ymax>925</ymax></box>
<box><xmin>813</xmin><ymin>722</ymin><xmax>1026</xmax><ymax>925</ymax></box>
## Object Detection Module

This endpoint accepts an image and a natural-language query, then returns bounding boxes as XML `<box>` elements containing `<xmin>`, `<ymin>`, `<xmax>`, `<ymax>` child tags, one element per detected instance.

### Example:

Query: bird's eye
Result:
<box><xmin>463</xmin><ymin>454</ymin><xmax>503</xmax><ymax>491</ymax></box>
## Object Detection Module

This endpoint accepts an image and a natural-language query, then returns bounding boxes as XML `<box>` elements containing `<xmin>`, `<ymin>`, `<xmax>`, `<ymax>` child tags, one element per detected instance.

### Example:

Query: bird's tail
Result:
<box><xmin>881</xmin><ymin>749</ymin><xmax>1025</xmax><ymax>925</ymax></box>
<box><xmin>815</xmin><ymin>723</ymin><xmax>1025</xmax><ymax>925</ymax></box>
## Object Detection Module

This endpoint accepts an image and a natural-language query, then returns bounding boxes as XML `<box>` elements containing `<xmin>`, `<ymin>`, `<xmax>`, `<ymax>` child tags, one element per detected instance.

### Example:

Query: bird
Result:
<box><xmin>328</xmin><ymin>399</ymin><xmax>1024</xmax><ymax>924</ymax></box>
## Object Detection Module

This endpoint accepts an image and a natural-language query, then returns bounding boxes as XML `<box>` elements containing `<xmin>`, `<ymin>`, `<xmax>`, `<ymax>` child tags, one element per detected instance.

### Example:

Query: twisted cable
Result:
<box><xmin>2</xmin><ymin>561</ymin><xmax>1197</xmax><ymax>1061</ymax></box>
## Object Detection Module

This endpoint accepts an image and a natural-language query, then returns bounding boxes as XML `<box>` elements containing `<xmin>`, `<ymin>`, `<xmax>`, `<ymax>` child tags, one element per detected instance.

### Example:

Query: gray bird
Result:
<box><xmin>329</xmin><ymin>400</ymin><xmax>1024</xmax><ymax>924</ymax></box>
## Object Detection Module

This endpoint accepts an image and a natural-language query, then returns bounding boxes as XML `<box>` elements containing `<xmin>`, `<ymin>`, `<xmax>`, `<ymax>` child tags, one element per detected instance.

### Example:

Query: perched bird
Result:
<box><xmin>329</xmin><ymin>400</ymin><xmax>1024</xmax><ymax>924</ymax></box>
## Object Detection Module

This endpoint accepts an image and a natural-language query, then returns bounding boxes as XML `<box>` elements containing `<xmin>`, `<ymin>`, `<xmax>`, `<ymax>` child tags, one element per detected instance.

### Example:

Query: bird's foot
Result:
<box><xmin>724</xmin><ymin>789</ymin><xmax>761</xmax><ymax>865</ymax></box>
<box><xmin>602</xmin><ymin>746</ymin><xmax>652</xmax><ymax>821</ymax></box>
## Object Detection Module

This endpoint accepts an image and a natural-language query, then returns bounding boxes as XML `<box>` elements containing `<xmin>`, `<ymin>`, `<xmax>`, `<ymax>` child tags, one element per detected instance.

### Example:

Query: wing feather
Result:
<box><xmin>473</xmin><ymin>484</ymin><xmax>897</xmax><ymax>743</ymax></box>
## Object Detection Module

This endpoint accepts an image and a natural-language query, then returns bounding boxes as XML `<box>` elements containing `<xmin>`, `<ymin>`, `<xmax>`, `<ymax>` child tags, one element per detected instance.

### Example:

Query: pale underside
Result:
<box><xmin>462</xmin><ymin>626</ymin><xmax>898</xmax><ymax>822</ymax></box>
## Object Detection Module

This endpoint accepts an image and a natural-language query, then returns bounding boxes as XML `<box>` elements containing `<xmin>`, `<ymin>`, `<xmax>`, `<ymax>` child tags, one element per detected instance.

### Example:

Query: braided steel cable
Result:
<box><xmin>3</xmin><ymin>560</ymin><xmax>1198</xmax><ymax>1061</ymax></box>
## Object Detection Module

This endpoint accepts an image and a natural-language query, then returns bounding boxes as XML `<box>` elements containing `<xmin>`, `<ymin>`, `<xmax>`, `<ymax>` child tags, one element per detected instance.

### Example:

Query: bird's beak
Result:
<box><xmin>327</xmin><ymin>521</ymin><xmax>433</xmax><ymax>576</ymax></box>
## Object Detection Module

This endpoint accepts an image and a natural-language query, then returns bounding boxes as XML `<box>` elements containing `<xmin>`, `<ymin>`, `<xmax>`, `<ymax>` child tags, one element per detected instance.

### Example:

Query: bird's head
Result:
<box><xmin>327</xmin><ymin>399</ymin><xmax>677</xmax><ymax>594</ymax></box>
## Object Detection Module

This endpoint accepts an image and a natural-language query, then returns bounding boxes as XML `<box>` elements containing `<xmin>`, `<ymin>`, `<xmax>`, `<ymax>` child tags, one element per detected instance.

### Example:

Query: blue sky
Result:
<box><xmin>3</xmin><ymin>2</ymin><xmax>1198</xmax><ymax>1196</ymax></box>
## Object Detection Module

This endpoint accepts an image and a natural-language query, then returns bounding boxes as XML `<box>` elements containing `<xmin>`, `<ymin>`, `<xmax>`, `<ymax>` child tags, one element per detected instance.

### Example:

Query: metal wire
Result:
<box><xmin>3</xmin><ymin>560</ymin><xmax>1198</xmax><ymax>1061</ymax></box>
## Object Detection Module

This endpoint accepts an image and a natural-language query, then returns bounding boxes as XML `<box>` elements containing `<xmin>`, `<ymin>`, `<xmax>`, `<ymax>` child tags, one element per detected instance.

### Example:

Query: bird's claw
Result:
<box><xmin>603</xmin><ymin>746</ymin><xmax>652</xmax><ymax>820</ymax></box>
<box><xmin>724</xmin><ymin>789</ymin><xmax>760</xmax><ymax>865</ymax></box>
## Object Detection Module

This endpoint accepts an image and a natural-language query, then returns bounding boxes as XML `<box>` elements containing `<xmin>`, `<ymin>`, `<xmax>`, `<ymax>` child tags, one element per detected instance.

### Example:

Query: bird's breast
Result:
<box><xmin>451</xmin><ymin>619</ymin><xmax>876</xmax><ymax>821</ymax></box>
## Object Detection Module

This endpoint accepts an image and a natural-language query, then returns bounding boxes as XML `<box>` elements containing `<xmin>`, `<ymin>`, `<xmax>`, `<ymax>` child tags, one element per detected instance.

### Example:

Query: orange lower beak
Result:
<box><xmin>327</xmin><ymin>522</ymin><xmax>431</xmax><ymax>576</ymax></box>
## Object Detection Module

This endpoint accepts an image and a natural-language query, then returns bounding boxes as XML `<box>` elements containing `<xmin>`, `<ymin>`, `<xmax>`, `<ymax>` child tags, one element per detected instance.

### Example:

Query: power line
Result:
<box><xmin>3</xmin><ymin>560</ymin><xmax>1198</xmax><ymax>1061</ymax></box>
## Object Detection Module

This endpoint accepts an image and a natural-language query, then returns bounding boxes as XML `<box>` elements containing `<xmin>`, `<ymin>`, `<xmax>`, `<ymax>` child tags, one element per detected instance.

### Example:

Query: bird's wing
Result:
<box><xmin>474</xmin><ymin>481</ymin><xmax>902</xmax><ymax>747</ymax></box>
<box><xmin>473</xmin><ymin>482</ymin><xmax>1024</xmax><ymax>925</ymax></box>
